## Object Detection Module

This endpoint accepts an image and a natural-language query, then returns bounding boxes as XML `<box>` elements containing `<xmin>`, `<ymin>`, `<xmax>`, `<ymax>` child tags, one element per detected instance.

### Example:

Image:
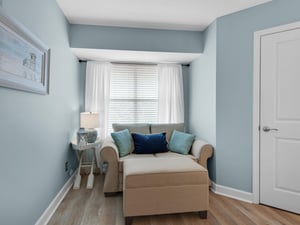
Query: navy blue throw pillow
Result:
<box><xmin>132</xmin><ymin>132</ymin><xmax>168</xmax><ymax>154</ymax></box>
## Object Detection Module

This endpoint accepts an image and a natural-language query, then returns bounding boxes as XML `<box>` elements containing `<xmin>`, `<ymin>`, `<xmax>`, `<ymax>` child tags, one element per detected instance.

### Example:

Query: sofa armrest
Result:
<box><xmin>100</xmin><ymin>136</ymin><xmax>120</xmax><ymax>162</ymax></box>
<box><xmin>100</xmin><ymin>136</ymin><xmax>120</xmax><ymax>194</ymax></box>
<box><xmin>191</xmin><ymin>139</ymin><xmax>213</xmax><ymax>186</ymax></box>
<box><xmin>190</xmin><ymin>139</ymin><xmax>213</xmax><ymax>170</ymax></box>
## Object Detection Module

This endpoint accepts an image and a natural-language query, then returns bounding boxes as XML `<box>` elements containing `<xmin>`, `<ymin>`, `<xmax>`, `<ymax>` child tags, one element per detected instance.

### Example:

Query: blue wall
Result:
<box><xmin>189</xmin><ymin>22</ymin><xmax>216</xmax><ymax>146</ymax></box>
<box><xmin>189</xmin><ymin>0</ymin><xmax>300</xmax><ymax>193</ymax></box>
<box><xmin>189</xmin><ymin>21</ymin><xmax>217</xmax><ymax>181</ymax></box>
<box><xmin>3</xmin><ymin>3</ymin><xmax>299</xmax><ymax>224</ymax></box>
<box><xmin>70</xmin><ymin>24</ymin><xmax>203</xmax><ymax>53</ymax></box>
<box><xmin>216</xmin><ymin>0</ymin><xmax>300</xmax><ymax>192</ymax></box>
<box><xmin>71</xmin><ymin>25</ymin><xmax>199</xmax><ymax>131</ymax></box>
<box><xmin>0</xmin><ymin>1</ymin><xmax>84</xmax><ymax>224</ymax></box>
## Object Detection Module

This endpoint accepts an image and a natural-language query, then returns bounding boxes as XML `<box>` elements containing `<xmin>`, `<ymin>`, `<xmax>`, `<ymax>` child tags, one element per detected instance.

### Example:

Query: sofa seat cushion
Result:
<box><xmin>119</xmin><ymin>154</ymin><xmax>156</xmax><ymax>172</ymax></box>
<box><xmin>119</xmin><ymin>152</ymin><xmax>198</xmax><ymax>172</ymax></box>
<box><xmin>123</xmin><ymin>157</ymin><xmax>208</xmax><ymax>189</ymax></box>
<box><xmin>155</xmin><ymin>152</ymin><xmax>198</xmax><ymax>162</ymax></box>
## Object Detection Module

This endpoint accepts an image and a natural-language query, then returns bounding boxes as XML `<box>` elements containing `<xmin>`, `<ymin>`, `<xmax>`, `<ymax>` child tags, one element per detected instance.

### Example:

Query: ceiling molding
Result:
<box><xmin>57</xmin><ymin>0</ymin><xmax>271</xmax><ymax>31</ymax></box>
<box><xmin>71</xmin><ymin>48</ymin><xmax>201</xmax><ymax>64</ymax></box>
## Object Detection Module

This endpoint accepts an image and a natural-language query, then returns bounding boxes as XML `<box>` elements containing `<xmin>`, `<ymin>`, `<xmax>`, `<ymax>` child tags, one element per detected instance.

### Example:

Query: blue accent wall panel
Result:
<box><xmin>188</xmin><ymin>0</ymin><xmax>300</xmax><ymax>193</ymax></box>
<box><xmin>215</xmin><ymin>0</ymin><xmax>300</xmax><ymax>192</ymax></box>
<box><xmin>188</xmin><ymin>21</ymin><xmax>216</xmax><ymax>181</ymax></box>
<box><xmin>0</xmin><ymin>0</ymin><xmax>84</xmax><ymax>224</ymax></box>
<box><xmin>70</xmin><ymin>24</ymin><xmax>203</xmax><ymax>53</ymax></box>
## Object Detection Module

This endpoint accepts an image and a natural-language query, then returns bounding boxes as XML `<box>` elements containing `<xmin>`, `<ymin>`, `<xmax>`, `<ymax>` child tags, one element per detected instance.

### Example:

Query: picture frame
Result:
<box><xmin>0</xmin><ymin>8</ymin><xmax>50</xmax><ymax>95</ymax></box>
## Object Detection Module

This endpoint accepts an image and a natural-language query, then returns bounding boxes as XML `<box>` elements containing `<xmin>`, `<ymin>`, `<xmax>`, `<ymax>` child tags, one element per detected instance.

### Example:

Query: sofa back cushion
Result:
<box><xmin>113</xmin><ymin>123</ymin><xmax>150</xmax><ymax>134</ymax></box>
<box><xmin>150</xmin><ymin>123</ymin><xmax>184</xmax><ymax>142</ymax></box>
<box><xmin>111</xmin><ymin>123</ymin><xmax>186</xmax><ymax>157</ymax></box>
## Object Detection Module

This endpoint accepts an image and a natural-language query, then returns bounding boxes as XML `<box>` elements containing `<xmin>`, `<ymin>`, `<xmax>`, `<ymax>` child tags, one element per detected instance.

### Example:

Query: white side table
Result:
<box><xmin>71</xmin><ymin>138</ymin><xmax>102</xmax><ymax>189</ymax></box>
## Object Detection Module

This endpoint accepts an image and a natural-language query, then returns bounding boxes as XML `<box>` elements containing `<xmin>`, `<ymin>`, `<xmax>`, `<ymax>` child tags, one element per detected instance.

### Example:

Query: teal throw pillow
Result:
<box><xmin>111</xmin><ymin>129</ymin><xmax>131</xmax><ymax>157</ymax></box>
<box><xmin>168</xmin><ymin>130</ymin><xmax>195</xmax><ymax>155</ymax></box>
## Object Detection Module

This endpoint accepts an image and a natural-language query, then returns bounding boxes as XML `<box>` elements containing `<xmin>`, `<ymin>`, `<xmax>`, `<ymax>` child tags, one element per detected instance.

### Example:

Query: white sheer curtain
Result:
<box><xmin>85</xmin><ymin>61</ymin><xmax>111</xmax><ymax>140</ymax></box>
<box><xmin>158</xmin><ymin>64</ymin><xmax>184</xmax><ymax>123</ymax></box>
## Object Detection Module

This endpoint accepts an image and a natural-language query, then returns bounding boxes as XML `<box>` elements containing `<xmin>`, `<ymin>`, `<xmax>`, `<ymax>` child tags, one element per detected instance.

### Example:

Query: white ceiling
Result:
<box><xmin>57</xmin><ymin>0</ymin><xmax>271</xmax><ymax>31</ymax></box>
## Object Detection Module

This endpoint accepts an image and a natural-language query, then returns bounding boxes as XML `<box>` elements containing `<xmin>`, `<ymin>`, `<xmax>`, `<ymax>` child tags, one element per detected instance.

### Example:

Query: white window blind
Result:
<box><xmin>108</xmin><ymin>63</ymin><xmax>158</xmax><ymax>131</ymax></box>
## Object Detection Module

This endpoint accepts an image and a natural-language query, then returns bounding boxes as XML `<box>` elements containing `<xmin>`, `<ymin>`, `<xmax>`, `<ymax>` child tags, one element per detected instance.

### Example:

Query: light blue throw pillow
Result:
<box><xmin>111</xmin><ymin>129</ymin><xmax>131</xmax><ymax>157</ymax></box>
<box><xmin>168</xmin><ymin>130</ymin><xmax>195</xmax><ymax>155</ymax></box>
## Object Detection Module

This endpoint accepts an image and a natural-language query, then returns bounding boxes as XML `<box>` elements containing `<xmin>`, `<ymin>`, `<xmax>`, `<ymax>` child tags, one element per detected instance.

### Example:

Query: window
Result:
<box><xmin>108</xmin><ymin>64</ymin><xmax>158</xmax><ymax>131</ymax></box>
<box><xmin>85</xmin><ymin>62</ymin><xmax>183</xmax><ymax>138</ymax></box>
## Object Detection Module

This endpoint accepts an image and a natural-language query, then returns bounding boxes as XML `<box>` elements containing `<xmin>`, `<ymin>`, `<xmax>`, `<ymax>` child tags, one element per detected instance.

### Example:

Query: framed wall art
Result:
<box><xmin>0</xmin><ymin>8</ymin><xmax>50</xmax><ymax>95</ymax></box>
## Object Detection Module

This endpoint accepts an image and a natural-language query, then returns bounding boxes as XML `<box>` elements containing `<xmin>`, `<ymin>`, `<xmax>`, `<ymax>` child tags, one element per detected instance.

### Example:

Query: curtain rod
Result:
<box><xmin>78</xmin><ymin>59</ymin><xmax>190</xmax><ymax>67</ymax></box>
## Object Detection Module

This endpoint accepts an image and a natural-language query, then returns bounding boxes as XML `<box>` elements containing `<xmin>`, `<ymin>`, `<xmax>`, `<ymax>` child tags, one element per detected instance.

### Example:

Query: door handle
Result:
<box><xmin>262</xmin><ymin>126</ymin><xmax>279</xmax><ymax>132</ymax></box>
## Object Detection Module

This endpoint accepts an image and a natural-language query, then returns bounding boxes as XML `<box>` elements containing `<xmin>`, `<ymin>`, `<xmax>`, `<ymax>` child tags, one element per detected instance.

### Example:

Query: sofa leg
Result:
<box><xmin>199</xmin><ymin>210</ymin><xmax>207</xmax><ymax>219</ymax></box>
<box><xmin>104</xmin><ymin>192</ymin><xmax>118</xmax><ymax>197</ymax></box>
<box><xmin>125</xmin><ymin>217</ymin><xmax>133</xmax><ymax>225</ymax></box>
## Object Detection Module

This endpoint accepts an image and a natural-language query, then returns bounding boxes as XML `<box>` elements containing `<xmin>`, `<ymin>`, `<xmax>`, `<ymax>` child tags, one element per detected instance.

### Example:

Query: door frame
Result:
<box><xmin>252</xmin><ymin>21</ymin><xmax>300</xmax><ymax>204</ymax></box>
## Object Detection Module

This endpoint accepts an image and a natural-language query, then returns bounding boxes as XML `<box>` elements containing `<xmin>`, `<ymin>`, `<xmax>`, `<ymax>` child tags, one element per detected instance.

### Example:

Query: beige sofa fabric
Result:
<box><xmin>112</xmin><ymin>123</ymin><xmax>150</xmax><ymax>153</ymax></box>
<box><xmin>100</xmin><ymin>123</ymin><xmax>213</xmax><ymax>195</ymax></box>
<box><xmin>191</xmin><ymin>139</ymin><xmax>213</xmax><ymax>171</ymax></box>
<box><xmin>123</xmin><ymin>157</ymin><xmax>209</xmax><ymax>219</ymax></box>
<box><xmin>124</xmin><ymin>158</ymin><xmax>208</xmax><ymax>188</ymax></box>
<box><xmin>155</xmin><ymin>151</ymin><xmax>198</xmax><ymax>162</ymax></box>
<box><xmin>100</xmin><ymin>136</ymin><xmax>120</xmax><ymax>193</ymax></box>
<box><xmin>112</xmin><ymin>123</ymin><xmax>150</xmax><ymax>134</ymax></box>
<box><xmin>124</xmin><ymin>185</ymin><xmax>208</xmax><ymax>219</ymax></box>
<box><xmin>150</xmin><ymin>123</ymin><xmax>184</xmax><ymax>141</ymax></box>
<box><xmin>119</xmin><ymin>154</ymin><xmax>155</xmax><ymax>172</ymax></box>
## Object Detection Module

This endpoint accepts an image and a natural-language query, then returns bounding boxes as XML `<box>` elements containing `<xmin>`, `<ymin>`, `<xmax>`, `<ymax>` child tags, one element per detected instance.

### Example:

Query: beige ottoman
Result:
<box><xmin>123</xmin><ymin>157</ymin><xmax>209</xmax><ymax>225</ymax></box>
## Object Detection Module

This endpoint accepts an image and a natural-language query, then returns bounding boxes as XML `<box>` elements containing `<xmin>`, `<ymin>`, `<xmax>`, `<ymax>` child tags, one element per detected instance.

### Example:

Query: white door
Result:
<box><xmin>260</xmin><ymin>27</ymin><xmax>300</xmax><ymax>214</ymax></box>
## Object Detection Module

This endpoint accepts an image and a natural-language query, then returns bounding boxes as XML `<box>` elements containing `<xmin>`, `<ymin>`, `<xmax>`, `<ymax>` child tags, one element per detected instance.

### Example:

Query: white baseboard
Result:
<box><xmin>210</xmin><ymin>182</ymin><xmax>254</xmax><ymax>203</ymax></box>
<box><xmin>35</xmin><ymin>170</ymin><xmax>77</xmax><ymax>225</ymax></box>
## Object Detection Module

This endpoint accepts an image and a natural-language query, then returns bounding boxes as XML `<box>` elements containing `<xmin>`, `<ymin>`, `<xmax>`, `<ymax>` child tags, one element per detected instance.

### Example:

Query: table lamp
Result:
<box><xmin>79</xmin><ymin>112</ymin><xmax>99</xmax><ymax>143</ymax></box>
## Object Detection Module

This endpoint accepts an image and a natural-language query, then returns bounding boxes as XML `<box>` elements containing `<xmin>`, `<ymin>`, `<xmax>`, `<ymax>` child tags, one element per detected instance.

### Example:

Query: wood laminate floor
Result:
<box><xmin>48</xmin><ymin>175</ymin><xmax>300</xmax><ymax>225</ymax></box>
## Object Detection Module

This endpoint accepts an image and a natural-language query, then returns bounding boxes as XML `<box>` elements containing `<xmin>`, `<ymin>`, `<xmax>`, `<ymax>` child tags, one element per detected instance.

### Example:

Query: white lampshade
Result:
<box><xmin>80</xmin><ymin>112</ymin><xmax>99</xmax><ymax>129</ymax></box>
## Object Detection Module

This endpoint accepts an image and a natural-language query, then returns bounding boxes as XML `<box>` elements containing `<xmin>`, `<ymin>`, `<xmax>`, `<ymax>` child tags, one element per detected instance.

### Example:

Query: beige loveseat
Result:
<box><xmin>100</xmin><ymin>123</ymin><xmax>213</xmax><ymax>196</ymax></box>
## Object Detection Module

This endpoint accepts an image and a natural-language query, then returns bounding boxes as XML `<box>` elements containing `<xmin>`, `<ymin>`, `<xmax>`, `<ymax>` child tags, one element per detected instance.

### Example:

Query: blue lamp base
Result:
<box><xmin>77</xmin><ymin>128</ymin><xmax>98</xmax><ymax>144</ymax></box>
<box><xmin>86</xmin><ymin>129</ymin><xmax>97</xmax><ymax>143</ymax></box>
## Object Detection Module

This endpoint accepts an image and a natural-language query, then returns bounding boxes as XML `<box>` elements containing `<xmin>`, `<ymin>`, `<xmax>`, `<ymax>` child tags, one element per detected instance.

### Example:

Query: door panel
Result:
<box><xmin>277</xmin><ymin>38</ymin><xmax>300</xmax><ymax>120</ymax></box>
<box><xmin>260</xmin><ymin>28</ymin><xmax>300</xmax><ymax>214</ymax></box>
<box><xmin>276</xmin><ymin>138</ymin><xmax>300</xmax><ymax>192</ymax></box>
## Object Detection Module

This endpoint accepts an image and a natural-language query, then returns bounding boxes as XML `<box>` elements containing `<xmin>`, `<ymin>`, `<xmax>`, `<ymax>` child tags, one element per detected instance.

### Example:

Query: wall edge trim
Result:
<box><xmin>35</xmin><ymin>170</ymin><xmax>77</xmax><ymax>225</ymax></box>
<box><xmin>210</xmin><ymin>182</ymin><xmax>253</xmax><ymax>203</ymax></box>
